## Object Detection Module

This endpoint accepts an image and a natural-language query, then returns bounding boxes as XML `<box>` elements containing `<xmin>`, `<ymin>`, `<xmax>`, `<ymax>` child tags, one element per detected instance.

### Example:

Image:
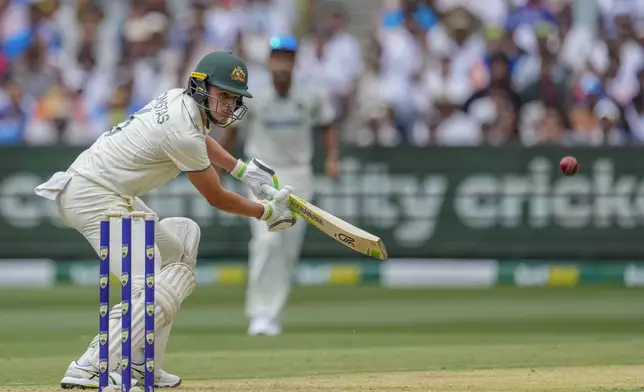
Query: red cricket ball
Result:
<box><xmin>560</xmin><ymin>156</ymin><xmax>579</xmax><ymax>176</ymax></box>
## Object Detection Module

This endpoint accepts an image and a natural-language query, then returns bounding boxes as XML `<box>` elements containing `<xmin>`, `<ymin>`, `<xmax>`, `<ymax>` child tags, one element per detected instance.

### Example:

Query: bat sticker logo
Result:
<box><xmin>335</xmin><ymin>233</ymin><xmax>355</xmax><ymax>247</ymax></box>
<box><xmin>289</xmin><ymin>200</ymin><xmax>324</xmax><ymax>226</ymax></box>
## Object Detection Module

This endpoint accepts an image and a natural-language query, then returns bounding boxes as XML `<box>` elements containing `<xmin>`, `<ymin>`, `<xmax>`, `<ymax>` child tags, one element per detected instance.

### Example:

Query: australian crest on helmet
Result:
<box><xmin>231</xmin><ymin>66</ymin><xmax>246</xmax><ymax>82</ymax></box>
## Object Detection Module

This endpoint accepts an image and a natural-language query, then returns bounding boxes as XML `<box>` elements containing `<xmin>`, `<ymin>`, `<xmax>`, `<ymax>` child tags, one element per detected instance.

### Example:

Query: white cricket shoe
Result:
<box><xmin>60</xmin><ymin>361</ymin><xmax>140</xmax><ymax>389</ymax></box>
<box><xmin>132</xmin><ymin>364</ymin><xmax>182</xmax><ymax>388</ymax></box>
<box><xmin>248</xmin><ymin>316</ymin><xmax>282</xmax><ymax>336</ymax></box>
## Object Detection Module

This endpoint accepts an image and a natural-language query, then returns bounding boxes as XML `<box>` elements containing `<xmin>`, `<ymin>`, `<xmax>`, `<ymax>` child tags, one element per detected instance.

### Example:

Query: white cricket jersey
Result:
<box><xmin>241</xmin><ymin>82</ymin><xmax>335</xmax><ymax>168</ymax></box>
<box><xmin>68</xmin><ymin>88</ymin><xmax>211</xmax><ymax>197</ymax></box>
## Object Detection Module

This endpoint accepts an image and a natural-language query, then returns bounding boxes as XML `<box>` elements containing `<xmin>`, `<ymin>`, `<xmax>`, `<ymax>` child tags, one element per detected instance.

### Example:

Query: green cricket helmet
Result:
<box><xmin>187</xmin><ymin>51</ymin><xmax>252</xmax><ymax>128</ymax></box>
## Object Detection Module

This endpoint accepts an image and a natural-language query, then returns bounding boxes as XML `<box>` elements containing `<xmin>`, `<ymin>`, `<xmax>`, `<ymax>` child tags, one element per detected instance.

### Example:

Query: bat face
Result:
<box><xmin>288</xmin><ymin>194</ymin><xmax>388</xmax><ymax>260</ymax></box>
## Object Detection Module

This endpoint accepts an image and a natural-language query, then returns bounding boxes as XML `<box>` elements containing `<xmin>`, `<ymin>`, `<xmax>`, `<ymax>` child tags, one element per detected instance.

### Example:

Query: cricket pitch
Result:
<box><xmin>2</xmin><ymin>365</ymin><xmax>643</xmax><ymax>392</ymax></box>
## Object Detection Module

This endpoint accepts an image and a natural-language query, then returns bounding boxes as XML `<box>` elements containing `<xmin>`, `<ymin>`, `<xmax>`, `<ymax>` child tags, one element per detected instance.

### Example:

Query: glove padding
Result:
<box><xmin>258</xmin><ymin>185</ymin><xmax>296</xmax><ymax>232</ymax></box>
<box><xmin>230</xmin><ymin>158</ymin><xmax>278</xmax><ymax>201</ymax></box>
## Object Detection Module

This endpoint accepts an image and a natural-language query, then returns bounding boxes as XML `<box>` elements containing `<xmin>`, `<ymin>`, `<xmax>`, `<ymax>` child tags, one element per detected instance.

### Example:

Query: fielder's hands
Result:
<box><xmin>258</xmin><ymin>185</ymin><xmax>296</xmax><ymax>232</ymax></box>
<box><xmin>230</xmin><ymin>158</ymin><xmax>279</xmax><ymax>200</ymax></box>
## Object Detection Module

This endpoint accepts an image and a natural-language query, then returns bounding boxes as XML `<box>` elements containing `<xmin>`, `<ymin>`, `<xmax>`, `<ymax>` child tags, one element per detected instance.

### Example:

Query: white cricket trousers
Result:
<box><xmin>54</xmin><ymin>173</ymin><xmax>186</xmax><ymax>275</ymax></box>
<box><xmin>245</xmin><ymin>166</ymin><xmax>313</xmax><ymax>321</ymax></box>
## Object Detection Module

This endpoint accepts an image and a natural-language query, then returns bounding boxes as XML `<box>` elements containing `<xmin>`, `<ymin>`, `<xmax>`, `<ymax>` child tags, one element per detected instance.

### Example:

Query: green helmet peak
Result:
<box><xmin>187</xmin><ymin>51</ymin><xmax>252</xmax><ymax>128</ymax></box>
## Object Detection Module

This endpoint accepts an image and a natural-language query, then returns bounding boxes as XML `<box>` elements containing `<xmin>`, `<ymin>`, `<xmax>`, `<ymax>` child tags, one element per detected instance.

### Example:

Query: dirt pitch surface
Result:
<box><xmin>2</xmin><ymin>365</ymin><xmax>643</xmax><ymax>392</ymax></box>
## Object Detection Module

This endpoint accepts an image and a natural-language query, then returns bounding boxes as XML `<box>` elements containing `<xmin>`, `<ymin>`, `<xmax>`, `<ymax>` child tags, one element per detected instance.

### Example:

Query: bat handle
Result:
<box><xmin>261</xmin><ymin>184</ymin><xmax>278</xmax><ymax>199</ymax></box>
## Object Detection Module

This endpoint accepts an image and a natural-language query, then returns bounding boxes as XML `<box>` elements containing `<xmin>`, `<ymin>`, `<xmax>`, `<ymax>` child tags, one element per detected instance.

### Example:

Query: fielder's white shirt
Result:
<box><xmin>69</xmin><ymin>88</ymin><xmax>211</xmax><ymax>197</ymax></box>
<box><xmin>241</xmin><ymin>82</ymin><xmax>335</xmax><ymax>168</ymax></box>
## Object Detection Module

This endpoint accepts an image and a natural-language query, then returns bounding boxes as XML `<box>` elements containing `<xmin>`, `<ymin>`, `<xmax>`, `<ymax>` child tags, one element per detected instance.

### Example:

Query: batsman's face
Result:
<box><xmin>206</xmin><ymin>85</ymin><xmax>240</xmax><ymax>123</ymax></box>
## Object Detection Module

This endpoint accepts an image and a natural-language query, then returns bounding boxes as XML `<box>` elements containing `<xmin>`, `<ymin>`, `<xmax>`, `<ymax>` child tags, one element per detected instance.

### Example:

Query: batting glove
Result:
<box><xmin>230</xmin><ymin>158</ymin><xmax>279</xmax><ymax>201</ymax></box>
<box><xmin>258</xmin><ymin>185</ymin><xmax>296</xmax><ymax>232</ymax></box>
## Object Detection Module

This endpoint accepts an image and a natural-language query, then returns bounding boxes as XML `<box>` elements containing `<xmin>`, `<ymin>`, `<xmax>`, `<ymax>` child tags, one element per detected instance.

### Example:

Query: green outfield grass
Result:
<box><xmin>0</xmin><ymin>285</ymin><xmax>642</xmax><ymax>391</ymax></box>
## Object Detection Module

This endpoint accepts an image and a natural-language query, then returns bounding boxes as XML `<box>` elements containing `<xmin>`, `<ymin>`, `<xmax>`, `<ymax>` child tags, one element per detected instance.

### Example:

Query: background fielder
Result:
<box><xmin>225</xmin><ymin>36</ymin><xmax>340</xmax><ymax>336</ymax></box>
<box><xmin>34</xmin><ymin>51</ymin><xmax>296</xmax><ymax>389</ymax></box>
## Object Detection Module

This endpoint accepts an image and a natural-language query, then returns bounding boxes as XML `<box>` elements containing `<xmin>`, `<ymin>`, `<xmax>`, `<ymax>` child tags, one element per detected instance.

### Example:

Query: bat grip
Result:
<box><xmin>261</xmin><ymin>184</ymin><xmax>278</xmax><ymax>199</ymax></box>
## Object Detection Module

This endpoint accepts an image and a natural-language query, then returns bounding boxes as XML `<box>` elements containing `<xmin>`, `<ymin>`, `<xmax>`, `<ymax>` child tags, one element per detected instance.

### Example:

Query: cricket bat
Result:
<box><xmin>262</xmin><ymin>185</ymin><xmax>388</xmax><ymax>260</ymax></box>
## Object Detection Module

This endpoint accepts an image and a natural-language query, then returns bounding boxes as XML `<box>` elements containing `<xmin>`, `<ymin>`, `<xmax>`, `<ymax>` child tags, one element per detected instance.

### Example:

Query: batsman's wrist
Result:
<box><xmin>258</xmin><ymin>202</ymin><xmax>273</xmax><ymax>221</ymax></box>
<box><xmin>230</xmin><ymin>159</ymin><xmax>248</xmax><ymax>181</ymax></box>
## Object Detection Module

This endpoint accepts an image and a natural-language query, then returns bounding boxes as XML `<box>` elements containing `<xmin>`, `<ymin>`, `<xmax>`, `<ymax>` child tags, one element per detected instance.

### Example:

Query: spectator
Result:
<box><xmin>0</xmin><ymin>78</ymin><xmax>29</xmax><ymax>144</ymax></box>
<box><xmin>624</xmin><ymin>88</ymin><xmax>644</xmax><ymax>142</ymax></box>
<box><xmin>203</xmin><ymin>0</ymin><xmax>245</xmax><ymax>52</ymax></box>
<box><xmin>519</xmin><ymin>49</ymin><xmax>570</xmax><ymax>110</ymax></box>
<box><xmin>377</xmin><ymin>8</ymin><xmax>427</xmax><ymax>143</ymax></box>
<box><xmin>24</xmin><ymin>72</ymin><xmax>72</xmax><ymax>145</ymax></box>
<box><xmin>380</xmin><ymin>0</ymin><xmax>438</xmax><ymax>32</ymax></box>
<box><xmin>468</xmin><ymin>96</ymin><xmax>504</xmax><ymax>145</ymax></box>
<box><xmin>534</xmin><ymin>105</ymin><xmax>570</xmax><ymax>145</ymax></box>
<box><xmin>568</xmin><ymin>73</ymin><xmax>625</xmax><ymax>145</ymax></box>
<box><xmin>124</xmin><ymin>11</ymin><xmax>175</xmax><ymax>111</ymax></box>
<box><xmin>298</xmin><ymin>3</ymin><xmax>363</xmax><ymax>126</ymax></box>
<box><xmin>175</xmin><ymin>1</ymin><xmax>219</xmax><ymax>84</ymax></box>
<box><xmin>1</xmin><ymin>0</ymin><xmax>33</xmax><ymax>61</ymax></box>
<box><xmin>593</xmin><ymin>98</ymin><xmax>629</xmax><ymax>145</ymax></box>
<box><xmin>464</xmin><ymin>51</ymin><xmax>522</xmax><ymax>141</ymax></box>
<box><xmin>428</xmin><ymin>6</ymin><xmax>486</xmax><ymax>79</ymax></box>
<box><xmin>430</xmin><ymin>86</ymin><xmax>482</xmax><ymax>146</ymax></box>
<box><xmin>506</xmin><ymin>0</ymin><xmax>557</xmax><ymax>31</ymax></box>
<box><xmin>355</xmin><ymin>40</ymin><xmax>390</xmax><ymax>146</ymax></box>
<box><xmin>12</xmin><ymin>33</ymin><xmax>55</xmax><ymax>100</ymax></box>
<box><xmin>470</xmin><ymin>25</ymin><xmax>525</xmax><ymax>91</ymax></box>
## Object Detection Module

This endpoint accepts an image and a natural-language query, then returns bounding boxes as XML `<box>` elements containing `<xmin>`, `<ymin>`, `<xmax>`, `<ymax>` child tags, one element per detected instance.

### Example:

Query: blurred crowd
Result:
<box><xmin>2</xmin><ymin>0</ymin><xmax>644</xmax><ymax>148</ymax></box>
<box><xmin>358</xmin><ymin>0</ymin><xmax>644</xmax><ymax>146</ymax></box>
<box><xmin>0</xmin><ymin>0</ymin><xmax>304</xmax><ymax>145</ymax></box>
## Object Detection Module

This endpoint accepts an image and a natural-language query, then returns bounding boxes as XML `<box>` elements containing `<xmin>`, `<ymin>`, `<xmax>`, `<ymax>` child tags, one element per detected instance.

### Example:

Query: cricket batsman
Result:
<box><xmin>224</xmin><ymin>36</ymin><xmax>339</xmax><ymax>336</ymax></box>
<box><xmin>34</xmin><ymin>51</ymin><xmax>296</xmax><ymax>389</ymax></box>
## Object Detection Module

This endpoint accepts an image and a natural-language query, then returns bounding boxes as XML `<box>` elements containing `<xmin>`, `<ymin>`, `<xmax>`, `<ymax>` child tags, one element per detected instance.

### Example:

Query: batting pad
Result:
<box><xmin>88</xmin><ymin>263</ymin><xmax>195</xmax><ymax>371</ymax></box>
